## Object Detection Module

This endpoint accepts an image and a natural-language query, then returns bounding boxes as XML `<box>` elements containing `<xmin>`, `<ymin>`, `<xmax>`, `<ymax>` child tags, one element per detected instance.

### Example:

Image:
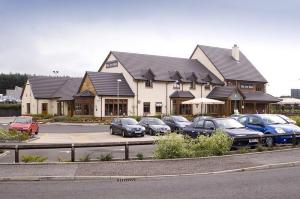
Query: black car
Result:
<box><xmin>139</xmin><ymin>117</ymin><xmax>171</xmax><ymax>135</ymax></box>
<box><xmin>183</xmin><ymin>118</ymin><xmax>264</xmax><ymax>147</ymax></box>
<box><xmin>162</xmin><ymin>116</ymin><xmax>192</xmax><ymax>132</ymax></box>
<box><xmin>110</xmin><ymin>118</ymin><xmax>145</xmax><ymax>137</ymax></box>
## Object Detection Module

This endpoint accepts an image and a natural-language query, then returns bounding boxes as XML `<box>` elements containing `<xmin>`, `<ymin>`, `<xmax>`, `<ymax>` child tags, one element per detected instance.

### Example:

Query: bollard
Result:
<box><xmin>292</xmin><ymin>132</ymin><xmax>297</xmax><ymax>146</ymax></box>
<box><xmin>125</xmin><ymin>143</ymin><xmax>129</xmax><ymax>160</ymax></box>
<box><xmin>71</xmin><ymin>144</ymin><xmax>75</xmax><ymax>162</ymax></box>
<box><xmin>15</xmin><ymin>145</ymin><xmax>19</xmax><ymax>163</ymax></box>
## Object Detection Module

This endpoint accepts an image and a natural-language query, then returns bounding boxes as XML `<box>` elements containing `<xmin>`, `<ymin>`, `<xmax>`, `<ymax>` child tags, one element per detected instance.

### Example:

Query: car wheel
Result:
<box><xmin>35</xmin><ymin>128</ymin><xmax>39</xmax><ymax>135</ymax></box>
<box><xmin>110</xmin><ymin>128</ymin><xmax>114</xmax><ymax>135</ymax></box>
<box><xmin>265</xmin><ymin>137</ymin><xmax>274</xmax><ymax>147</ymax></box>
<box><xmin>149</xmin><ymin>129</ymin><xmax>154</xmax><ymax>136</ymax></box>
<box><xmin>122</xmin><ymin>130</ymin><xmax>126</xmax><ymax>138</ymax></box>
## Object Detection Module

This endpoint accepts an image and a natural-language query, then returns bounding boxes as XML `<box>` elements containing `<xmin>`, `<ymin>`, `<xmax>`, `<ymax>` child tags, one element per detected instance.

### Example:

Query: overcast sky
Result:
<box><xmin>0</xmin><ymin>0</ymin><xmax>299</xmax><ymax>96</ymax></box>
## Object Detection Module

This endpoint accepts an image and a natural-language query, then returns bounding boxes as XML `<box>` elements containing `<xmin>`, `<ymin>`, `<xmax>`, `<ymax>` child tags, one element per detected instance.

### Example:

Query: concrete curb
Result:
<box><xmin>1</xmin><ymin>161</ymin><xmax>300</xmax><ymax>182</ymax></box>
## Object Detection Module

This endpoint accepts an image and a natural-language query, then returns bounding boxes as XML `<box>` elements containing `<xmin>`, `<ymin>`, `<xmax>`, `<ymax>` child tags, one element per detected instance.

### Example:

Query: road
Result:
<box><xmin>1</xmin><ymin>166</ymin><xmax>299</xmax><ymax>199</ymax></box>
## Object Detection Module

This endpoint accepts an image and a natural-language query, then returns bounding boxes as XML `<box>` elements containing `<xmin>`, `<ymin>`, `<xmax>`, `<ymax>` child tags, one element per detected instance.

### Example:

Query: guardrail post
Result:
<box><xmin>15</xmin><ymin>145</ymin><xmax>19</xmax><ymax>163</ymax></box>
<box><xmin>71</xmin><ymin>144</ymin><xmax>75</xmax><ymax>162</ymax></box>
<box><xmin>125</xmin><ymin>143</ymin><xmax>129</xmax><ymax>160</ymax></box>
<box><xmin>292</xmin><ymin>132</ymin><xmax>297</xmax><ymax>146</ymax></box>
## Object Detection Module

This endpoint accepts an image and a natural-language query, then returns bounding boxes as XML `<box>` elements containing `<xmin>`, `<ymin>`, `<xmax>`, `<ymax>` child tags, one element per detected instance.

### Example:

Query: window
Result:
<box><xmin>105</xmin><ymin>99</ymin><xmax>128</xmax><ymax>116</ymax></box>
<box><xmin>106</xmin><ymin>60</ymin><xmax>118</xmax><ymax>68</ymax></box>
<box><xmin>256</xmin><ymin>87</ymin><xmax>263</xmax><ymax>92</ymax></box>
<box><xmin>238</xmin><ymin>116</ymin><xmax>248</xmax><ymax>125</ymax></box>
<box><xmin>204</xmin><ymin>121</ymin><xmax>215</xmax><ymax>129</ymax></box>
<box><xmin>155</xmin><ymin>102</ymin><xmax>162</xmax><ymax>113</ymax></box>
<box><xmin>190</xmin><ymin>81</ymin><xmax>196</xmax><ymax>89</ymax></box>
<box><xmin>26</xmin><ymin>103</ymin><xmax>30</xmax><ymax>114</ymax></box>
<box><xmin>241</xmin><ymin>84</ymin><xmax>254</xmax><ymax>89</ymax></box>
<box><xmin>42</xmin><ymin>103</ymin><xmax>48</xmax><ymax>115</ymax></box>
<box><xmin>173</xmin><ymin>81</ymin><xmax>180</xmax><ymax>89</ymax></box>
<box><xmin>143</xmin><ymin>102</ymin><xmax>150</xmax><ymax>113</ymax></box>
<box><xmin>194</xmin><ymin>120</ymin><xmax>204</xmax><ymax>128</ymax></box>
<box><xmin>75</xmin><ymin>103</ymin><xmax>81</xmax><ymax>115</ymax></box>
<box><xmin>204</xmin><ymin>84</ymin><xmax>210</xmax><ymax>90</ymax></box>
<box><xmin>145</xmin><ymin>79</ymin><xmax>153</xmax><ymax>87</ymax></box>
<box><xmin>248</xmin><ymin>116</ymin><xmax>262</xmax><ymax>125</ymax></box>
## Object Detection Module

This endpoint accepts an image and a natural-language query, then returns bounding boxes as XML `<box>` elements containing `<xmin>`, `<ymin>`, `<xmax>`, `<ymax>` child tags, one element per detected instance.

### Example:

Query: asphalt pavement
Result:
<box><xmin>1</xmin><ymin>166</ymin><xmax>299</xmax><ymax>199</ymax></box>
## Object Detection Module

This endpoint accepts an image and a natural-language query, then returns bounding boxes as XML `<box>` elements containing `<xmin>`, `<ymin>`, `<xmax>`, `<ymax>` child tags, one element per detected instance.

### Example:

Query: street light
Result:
<box><xmin>53</xmin><ymin>70</ymin><xmax>59</xmax><ymax>77</ymax></box>
<box><xmin>117</xmin><ymin>79</ymin><xmax>122</xmax><ymax>118</ymax></box>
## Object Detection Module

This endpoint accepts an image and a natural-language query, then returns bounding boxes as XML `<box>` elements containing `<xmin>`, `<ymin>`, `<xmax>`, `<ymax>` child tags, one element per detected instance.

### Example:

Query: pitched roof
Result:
<box><xmin>75</xmin><ymin>90</ymin><xmax>95</xmax><ymax>97</ymax></box>
<box><xmin>28</xmin><ymin>76</ymin><xmax>82</xmax><ymax>100</ymax></box>
<box><xmin>197</xmin><ymin>45</ymin><xmax>267</xmax><ymax>83</ymax></box>
<box><xmin>243</xmin><ymin>91</ymin><xmax>280</xmax><ymax>103</ymax></box>
<box><xmin>207</xmin><ymin>86</ymin><xmax>243</xmax><ymax>99</ymax></box>
<box><xmin>169</xmin><ymin>91</ymin><xmax>195</xmax><ymax>98</ymax></box>
<box><xmin>208</xmin><ymin>86</ymin><xmax>279</xmax><ymax>103</ymax></box>
<box><xmin>109</xmin><ymin>51</ymin><xmax>223</xmax><ymax>85</ymax></box>
<box><xmin>86</xmin><ymin>72</ymin><xmax>134</xmax><ymax>97</ymax></box>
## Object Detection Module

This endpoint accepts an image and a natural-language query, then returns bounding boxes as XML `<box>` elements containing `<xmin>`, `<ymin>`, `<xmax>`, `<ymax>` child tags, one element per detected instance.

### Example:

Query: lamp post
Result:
<box><xmin>117</xmin><ymin>79</ymin><xmax>122</xmax><ymax>118</ymax></box>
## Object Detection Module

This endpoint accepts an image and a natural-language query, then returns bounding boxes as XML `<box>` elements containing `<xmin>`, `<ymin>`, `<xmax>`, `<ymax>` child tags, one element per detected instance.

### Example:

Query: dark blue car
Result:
<box><xmin>238</xmin><ymin>114</ymin><xmax>300</xmax><ymax>147</ymax></box>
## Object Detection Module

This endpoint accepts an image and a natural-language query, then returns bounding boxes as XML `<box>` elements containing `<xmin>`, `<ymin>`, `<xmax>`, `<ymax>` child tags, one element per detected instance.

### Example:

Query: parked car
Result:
<box><xmin>8</xmin><ymin>116</ymin><xmax>39</xmax><ymax>135</ymax></box>
<box><xmin>238</xmin><ymin>114</ymin><xmax>300</xmax><ymax>147</ymax></box>
<box><xmin>230</xmin><ymin>114</ymin><xmax>245</xmax><ymax>120</ymax></box>
<box><xmin>183</xmin><ymin>118</ymin><xmax>263</xmax><ymax>147</ymax></box>
<box><xmin>139</xmin><ymin>117</ymin><xmax>170</xmax><ymax>135</ymax></box>
<box><xmin>276</xmin><ymin>114</ymin><xmax>297</xmax><ymax>125</ymax></box>
<box><xmin>192</xmin><ymin>116</ymin><xmax>213</xmax><ymax>123</ymax></box>
<box><xmin>110</xmin><ymin>118</ymin><xmax>145</xmax><ymax>137</ymax></box>
<box><xmin>162</xmin><ymin>116</ymin><xmax>192</xmax><ymax>132</ymax></box>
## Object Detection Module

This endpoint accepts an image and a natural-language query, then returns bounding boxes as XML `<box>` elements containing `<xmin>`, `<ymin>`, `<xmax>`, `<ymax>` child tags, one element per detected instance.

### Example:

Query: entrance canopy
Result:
<box><xmin>182</xmin><ymin>97</ymin><xmax>224</xmax><ymax>105</ymax></box>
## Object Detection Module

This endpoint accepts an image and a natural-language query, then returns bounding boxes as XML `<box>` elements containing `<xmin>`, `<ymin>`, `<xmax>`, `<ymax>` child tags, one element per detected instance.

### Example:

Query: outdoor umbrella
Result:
<box><xmin>182</xmin><ymin>97</ymin><xmax>225</xmax><ymax>115</ymax></box>
<box><xmin>277</xmin><ymin>98</ymin><xmax>300</xmax><ymax>105</ymax></box>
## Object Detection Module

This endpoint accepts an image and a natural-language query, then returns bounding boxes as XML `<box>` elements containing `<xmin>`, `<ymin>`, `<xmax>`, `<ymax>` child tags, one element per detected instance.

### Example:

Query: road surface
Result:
<box><xmin>0</xmin><ymin>166</ymin><xmax>299</xmax><ymax>199</ymax></box>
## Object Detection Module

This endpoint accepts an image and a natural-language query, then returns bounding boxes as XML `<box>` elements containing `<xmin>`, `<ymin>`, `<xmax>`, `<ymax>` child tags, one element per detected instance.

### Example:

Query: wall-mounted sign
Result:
<box><xmin>106</xmin><ymin>60</ymin><xmax>118</xmax><ymax>68</ymax></box>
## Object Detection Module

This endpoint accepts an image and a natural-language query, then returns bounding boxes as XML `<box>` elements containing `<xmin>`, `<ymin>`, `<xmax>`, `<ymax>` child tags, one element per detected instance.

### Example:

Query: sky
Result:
<box><xmin>0</xmin><ymin>0</ymin><xmax>299</xmax><ymax>97</ymax></box>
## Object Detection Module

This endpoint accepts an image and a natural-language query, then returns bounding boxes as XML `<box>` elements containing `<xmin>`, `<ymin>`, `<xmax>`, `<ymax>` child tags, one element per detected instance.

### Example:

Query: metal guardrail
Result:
<box><xmin>0</xmin><ymin>132</ymin><xmax>300</xmax><ymax>163</ymax></box>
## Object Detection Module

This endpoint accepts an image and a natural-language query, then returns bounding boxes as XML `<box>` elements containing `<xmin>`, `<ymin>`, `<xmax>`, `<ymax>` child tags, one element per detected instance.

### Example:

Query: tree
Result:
<box><xmin>0</xmin><ymin>73</ymin><xmax>28</xmax><ymax>94</ymax></box>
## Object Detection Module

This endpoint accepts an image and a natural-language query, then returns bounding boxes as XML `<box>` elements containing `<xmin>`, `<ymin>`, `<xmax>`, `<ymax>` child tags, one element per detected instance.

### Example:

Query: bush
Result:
<box><xmin>154</xmin><ymin>131</ymin><xmax>233</xmax><ymax>159</ymax></box>
<box><xmin>154</xmin><ymin>133</ymin><xmax>191</xmax><ymax>159</ymax></box>
<box><xmin>136</xmin><ymin>153</ymin><xmax>144</xmax><ymax>160</ymax></box>
<box><xmin>0</xmin><ymin>129</ymin><xmax>29</xmax><ymax>141</ymax></box>
<box><xmin>0</xmin><ymin>104</ymin><xmax>21</xmax><ymax>110</ymax></box>
<box><xmin>21</xmin><ymin>155</ymin><xmax>47</xmax><ymax>163</ymax></box>
<box><xmin>98</xmin><ymin>153</ymin><xmax>113</xmax><ymax>161</ymax></box>
<box><xmin>79</xmin><ymin>153</ymin><xmax>92</xmax><ymax>162</ymax></box>
<box><xmin>290</xmin><ymin>116</ymin><xmax>300</xmax><ymax>126</ymax></box>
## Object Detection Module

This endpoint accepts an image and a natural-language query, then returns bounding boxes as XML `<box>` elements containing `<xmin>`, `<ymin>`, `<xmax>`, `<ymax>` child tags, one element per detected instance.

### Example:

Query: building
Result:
<box><xmin>75</xmin><ymin>44</ymin><xmax>279</xmax><ymax>117</ymax></box>
<box><xmin>21</xmin><ymin>76</ymin><xmax>82</xmax><ymax>116</ymax></box>
<box><xmin>291</xmin><ymin>89</ymin><xmax>300</xmax><ymax>99</ymax></box>
<box><xmin>6</xmin><ymin>86</ymin><xmax>23</xmax><ymax>101</ymax></box>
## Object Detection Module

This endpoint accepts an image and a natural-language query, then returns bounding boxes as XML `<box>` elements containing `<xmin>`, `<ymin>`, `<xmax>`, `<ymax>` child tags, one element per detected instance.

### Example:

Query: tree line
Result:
<box><xmin>0</xmin><ymin>73</ymin><xmax>28</xmax><ymax>95</ymax></box>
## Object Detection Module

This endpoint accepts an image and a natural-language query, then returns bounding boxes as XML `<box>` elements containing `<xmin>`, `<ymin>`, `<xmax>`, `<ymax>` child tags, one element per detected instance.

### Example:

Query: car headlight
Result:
<box><xmin>275</xmin><ymin>128</ymin><xmax>285</xmax><ymax>134</ymax></box>
<box><xmin>125</xmin><ymin>127</ymin><xmax>132</xmax><ymax>131</ymax></box>
<box><xmin>141</xmin><ymin>127</ymin><xmax>145</xmax><ymax>131</ymax></box>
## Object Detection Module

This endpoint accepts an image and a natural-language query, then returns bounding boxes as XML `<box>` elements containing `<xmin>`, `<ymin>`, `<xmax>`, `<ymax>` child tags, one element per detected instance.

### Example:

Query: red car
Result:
<box><xmin>9</xmin><ymin>116</ymin><xmax>39</xmax><ymax>135</ymax></box>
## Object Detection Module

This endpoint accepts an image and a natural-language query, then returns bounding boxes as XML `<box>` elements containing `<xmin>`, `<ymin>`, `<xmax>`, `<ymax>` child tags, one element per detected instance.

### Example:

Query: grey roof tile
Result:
<box><xmin>243</xmin><ymin>91</ymin><xmax>280</xmax><ymax>102</ymax></box>
<box><xmin>169</xmin><ymin>91</ymin><xmax>195</xmax><ymax>98</ymax></box>
<box><xmin>87</xmin><ymin>72</ymin><xmax>134</xmax><ymax>97</ymax></box>
<box><xmin>29</xmin><ymin>76</ymin><xmax>82</xmax><ymax>100</ymax></box>
<box><xmin>198</xmin><ymin>45</ymin><xmax>268</xmax><ymax>83</ymax></box>
<box><xmin>110</xmin><ymin>51</ymin><xmax>223</xmax><ymax>85</ymax></box>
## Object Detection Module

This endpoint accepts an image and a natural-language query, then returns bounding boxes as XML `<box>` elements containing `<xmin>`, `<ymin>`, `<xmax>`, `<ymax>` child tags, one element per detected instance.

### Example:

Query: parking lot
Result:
<box><xmin>0</xmin><ymin>118</ymin><xmax>156</xmax><ymax>163</ymax></box>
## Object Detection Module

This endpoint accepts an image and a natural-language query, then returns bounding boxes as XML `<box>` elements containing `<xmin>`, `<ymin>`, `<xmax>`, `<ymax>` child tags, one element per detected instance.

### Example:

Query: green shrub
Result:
<box><xmin>98</xmin><ymin>153</ymin><xmax>113</xmax><ymax>161</ymax></box>
<box><xmin>154</xmin><ymin>131</ymin><xmax>233</xmax><ymax>159</ymax></box>
<box><xmin>21</xmin><ymin>155</ymin><xmax>47</xmax><ymax>163</ymax></box>
<box><xmin>238</xmin><ymin>147</ymin><xmax>251</xmax><ymax>154</ymax></box>
<box><xmin>79</xmin><ymin>153</ymin><xmax>92</xmax><ymax>162</ymax></box>
<box><xmin>136</xmin><ymin>153</ymin><xmax>144</xmax><ymax>160</ymax></box>
<box><xmin>154</xmin><ymin>133</ymin><xmax>191</xmax><ymax>159</ymax></box>
<box><xmin>290</xmin><ymin>116</ymin><xmax>300</xmax><ymax>126</ymax></box>
<box><xmin>0</xmin><ymin>104</ymin><xmax>21</xmax><ymax>110</ymax></box>
<box><xmin>256</xmin><ymin>144</ymin><xmax>266</xmax><ymax>152</ymax></box>
<box><xmin>0</xmin><ymin>129</ymin><xmax>29</xmax><ymax>141</ymax></box>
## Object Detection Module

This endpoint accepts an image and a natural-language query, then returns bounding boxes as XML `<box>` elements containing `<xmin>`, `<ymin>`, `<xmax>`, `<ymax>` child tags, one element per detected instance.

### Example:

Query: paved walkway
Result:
<box><xmin>1</xmin><ymin>148</ymin><xmax>300</xmax><ymax>178</ymax></box>
<box><xmin>32</xmin><ymin>132</ymin><xmax>154</xmax><ymax>143</ymax></box>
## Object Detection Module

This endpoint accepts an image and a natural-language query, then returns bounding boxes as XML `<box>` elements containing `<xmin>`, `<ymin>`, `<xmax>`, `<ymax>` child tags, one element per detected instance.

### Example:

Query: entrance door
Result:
<box><xmin>42</xmin><ymin>103</ymin><xmax>48</xmax><ymax>115</ymax></box>
<box><xmin>57</xmin><ymin>102</ymin><xmax>62</xmax><ymax>116</ymax></box>
<box><xmin>26</xmin><ymin>103</ymin><xmax>30</xmax><ymax>114</ymax></box>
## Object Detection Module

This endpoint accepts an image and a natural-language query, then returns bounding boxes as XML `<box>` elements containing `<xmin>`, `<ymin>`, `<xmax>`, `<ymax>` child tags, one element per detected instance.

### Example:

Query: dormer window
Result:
<box><xmin>204</xmin><ymin>83</ymin><xmax>210</xmax><ymax>90</ymax></box>
<box><xmin>173</xmin><ymin>81</ymin><xmax>180</xmax><ymax>89</ymax></box>
<box><xmin>145</xmin><ymin>79</ymin><xmax>153</xmax><ymax>87</ymax></box>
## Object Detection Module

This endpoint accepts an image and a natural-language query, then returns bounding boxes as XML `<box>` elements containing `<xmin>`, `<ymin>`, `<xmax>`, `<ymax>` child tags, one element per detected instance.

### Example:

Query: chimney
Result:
<box><xmin>232</xmin><ymin>44</ymin><xmax>240</xmax><ymax>61</ymax></box>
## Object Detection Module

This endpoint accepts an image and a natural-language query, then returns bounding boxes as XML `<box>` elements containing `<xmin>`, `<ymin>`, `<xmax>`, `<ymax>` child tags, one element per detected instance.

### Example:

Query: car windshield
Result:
<box><xmin>215</xmin><ymin>119</ymin><xmax>244</xmax><ymax>129</ymax></box>
<box><xmin>121</xmin><ymin>118</ymin><xmax>138</xmax><ymax>125</ymax></box>
<box><xmin>147</xmin><ymin>118</ymin><xmax>165</xmax><ymax>125</ymax></box>
<box><xmin>260</xmin><ymin>115</ymin><xmax>288</xmax><ymax>125</ymax></box>
<box><xmin>14</xmin><ymin>117</ymin><xmax>31</xmax><ymax>124</ymax></box>
<box><xmin>173</xmin><ymin>116</ymin><xmax>188</xmax><ymax>122</ymax></box>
